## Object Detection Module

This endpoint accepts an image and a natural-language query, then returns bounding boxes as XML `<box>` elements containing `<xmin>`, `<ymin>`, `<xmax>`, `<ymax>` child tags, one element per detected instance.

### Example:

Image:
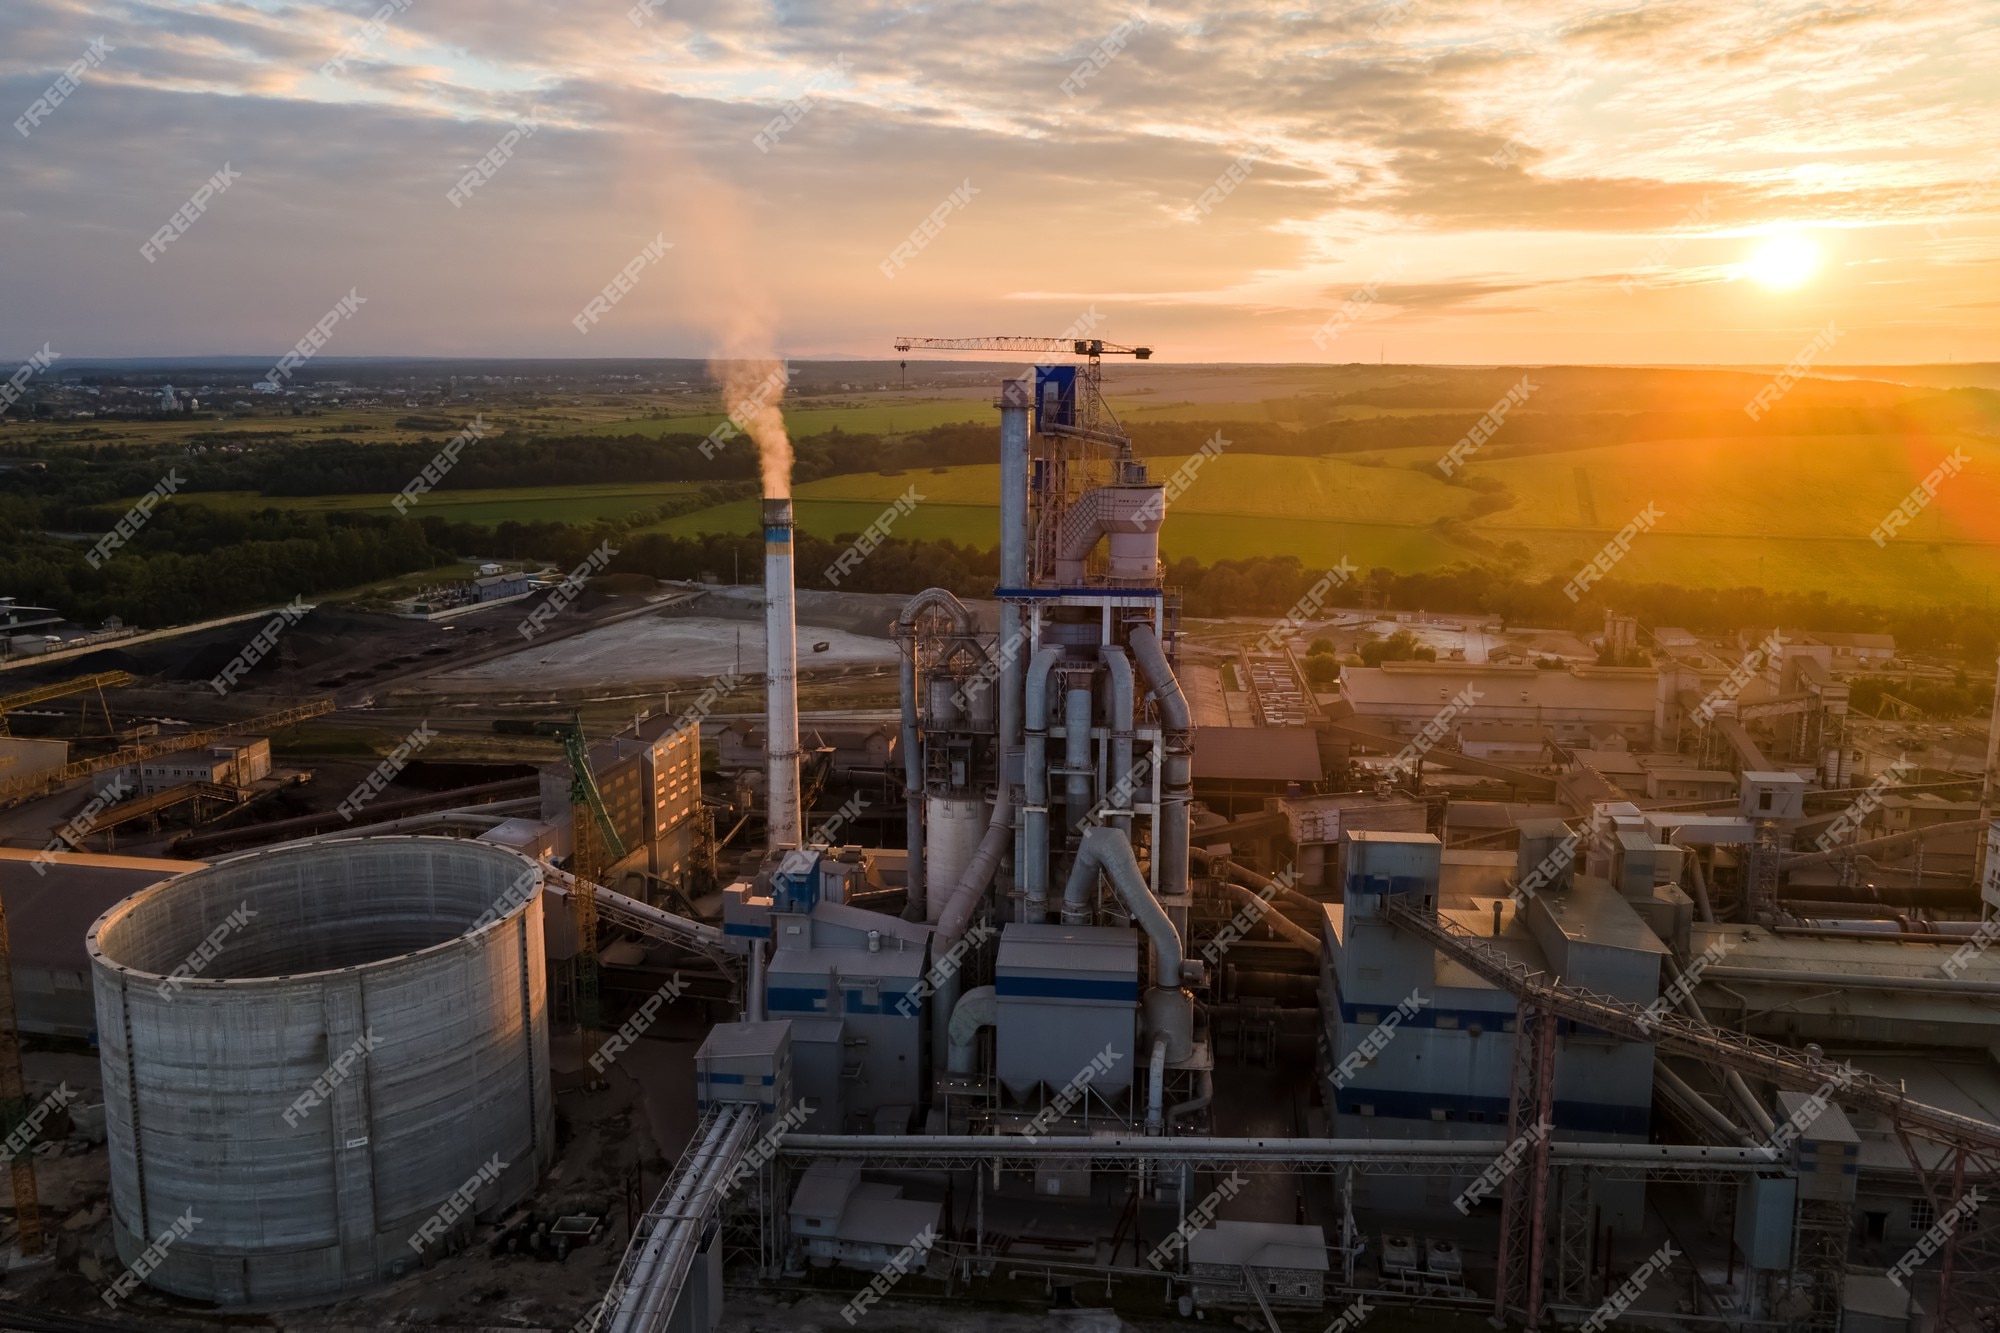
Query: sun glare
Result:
<box><xmin>1744</xmin><ymin>233</ymin><xmax>1821</xmax><ymax>290</ymax></box>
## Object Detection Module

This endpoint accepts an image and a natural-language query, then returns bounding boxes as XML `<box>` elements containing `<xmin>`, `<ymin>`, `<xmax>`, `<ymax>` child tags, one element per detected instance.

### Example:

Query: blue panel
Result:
<box><xmin>766</xmin><ymin>986</ymin><xmax>830</xmax><ymax>1013</ymax></box>
<box><xmin>996</xmin><ymin>974</ymin><xmax>1141</xmax><ymax>1003</ymax></box>
<box><xmin>723</xmin><ymin>922</ymin><xmax>771</xmax><ymax>939</ymax></box>
<box><xmin>1034</xmin><ymin>365</ymin><xmax>1077</xmax><ymax>433</ymax></box>
<box><xmin>1338</xmin><ymin>1000</ymin><xmax>1518</xmax><ymax>1032</ymax></box>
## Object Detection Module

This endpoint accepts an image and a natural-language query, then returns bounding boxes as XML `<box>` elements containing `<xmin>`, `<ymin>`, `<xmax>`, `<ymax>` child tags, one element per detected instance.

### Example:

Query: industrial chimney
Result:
<box><xmin>764</xmin><ymin>497</ymin><xmax>801</xmax><ymax>850</ymax></box>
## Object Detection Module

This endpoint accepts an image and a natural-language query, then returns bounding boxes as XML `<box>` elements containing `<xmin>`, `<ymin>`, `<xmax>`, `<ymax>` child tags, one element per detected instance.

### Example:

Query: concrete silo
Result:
<box><xmin>86</xmin><ymin>835</ymin><xmax>553</xmax><ymax>1305</ymax></box>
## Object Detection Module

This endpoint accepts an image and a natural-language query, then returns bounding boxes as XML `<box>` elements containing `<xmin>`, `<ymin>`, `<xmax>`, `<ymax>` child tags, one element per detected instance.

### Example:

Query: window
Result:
<box><xmin>1911</xmin><ymin>1198</ymin><xmax>1936</xmax><ymax>1233</ymax></box>
<box><xmin>1431</xmin><ymin>1107</ymin><xmax>1448</xmax><ymax>1122</ymax></box>
<box><xmin>1437</xmin><ymin>1015</ymin><xmax>1459</xmax><ymax>1030</ymax></box>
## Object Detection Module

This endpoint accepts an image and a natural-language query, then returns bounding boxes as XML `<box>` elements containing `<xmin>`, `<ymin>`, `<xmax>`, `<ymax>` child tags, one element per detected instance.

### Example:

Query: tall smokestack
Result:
<box><xmin>764</xmin><ymin>497</ymin><xmax>801</xmax><ymax>850</ymax></box>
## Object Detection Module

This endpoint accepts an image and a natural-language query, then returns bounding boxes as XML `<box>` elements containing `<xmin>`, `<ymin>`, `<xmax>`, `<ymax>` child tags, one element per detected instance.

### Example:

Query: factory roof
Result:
<box><xmin>1191</xmin><ymin>726</ymin><xmax>1322</xmax><ymax>782</ymax></box>
<box><xmin>836</xmin><ymin>1189</ymin><xmax>943</xmax><ymax>1248</ymax></box>
<box><xmin>768</xmin><ymin>944</ymin><xmax>926</xmax><ymax>980</ymax></box>
<box><xmin>789</xmin><ymin>1161</ymin><xmax>860</xmax><ymax>1223</ymax></box>
<box><xmin>1188</xmin><ymin>1220</ymin><xmax>1330</xmax><ymax>1272</ymax></box>
<box><xmin>695</xmin><ymin>1019</ymin><xmax>791</xmax><ymax>1059</ymax></box>
<box><xmin>996</xmin><ymin>922</ymin><xmax>1137</xmax><ymax>979</ymax></box>
<box><xmin>1340</xmin><ymin>663</ymin><xmax>1655</xmax><ymax>713</ymax></box>
<box><xmin>1535</xmin><ymin>877</ymin><xmax>1669</xmax><ymax>957</ymax></box>
<box><xmin>0</xmin><ymin>848</ymin><xmax>192</xmax><ymax>972</ymax></box>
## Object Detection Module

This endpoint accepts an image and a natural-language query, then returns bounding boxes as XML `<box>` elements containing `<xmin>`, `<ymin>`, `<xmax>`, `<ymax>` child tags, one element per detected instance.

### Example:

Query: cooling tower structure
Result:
<box><xmin>764</xmin><ymin>496</ymin><xmax>802</xmax><ymax>850</ymax></box>
<box><xmin>86</xmin><ymin>836</ymin><xmax>553</xmax><ymax>1305</ymax></box>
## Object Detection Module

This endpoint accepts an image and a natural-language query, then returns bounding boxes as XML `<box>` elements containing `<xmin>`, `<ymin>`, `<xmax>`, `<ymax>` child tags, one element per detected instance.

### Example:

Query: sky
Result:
<box><xmin>2</xmin><ymin>0</ymin><xmax>1997</xmax><ymax>365</ymax></box>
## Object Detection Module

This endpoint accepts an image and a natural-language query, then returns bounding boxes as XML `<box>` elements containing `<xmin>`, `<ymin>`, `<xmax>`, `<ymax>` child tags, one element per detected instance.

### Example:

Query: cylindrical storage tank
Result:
<box><xmin>924</xmin><ymin>795</ymin><xmax>987</xmax><ymax>923</ymax></box>
<box><xmin>87</xmin><ymin>836</ymin><xmax>553</xmax><ymax>1306</ymax></box>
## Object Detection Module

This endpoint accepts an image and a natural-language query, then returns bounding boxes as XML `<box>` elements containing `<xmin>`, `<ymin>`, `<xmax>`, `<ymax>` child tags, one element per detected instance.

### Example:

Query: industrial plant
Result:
<box><xmin>3</xmin><ymin>350</ymin><xmax>1999</xmax><ymax>1333</ymax></box>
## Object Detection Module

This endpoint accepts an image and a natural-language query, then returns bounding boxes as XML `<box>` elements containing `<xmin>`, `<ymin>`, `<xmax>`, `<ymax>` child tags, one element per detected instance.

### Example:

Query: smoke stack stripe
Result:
<box><xmin>764</xmin><ymin>497</ymin><xmax>801</xmax><ymax>849</ymax></box>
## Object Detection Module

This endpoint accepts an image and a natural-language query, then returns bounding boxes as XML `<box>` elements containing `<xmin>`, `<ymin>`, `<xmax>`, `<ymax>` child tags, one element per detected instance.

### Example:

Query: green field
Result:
<box><xmin>572</xmin><ymin>398</ymin><xmax>994</xmax><ymax>439</ymax></box>
<box><xmin>645</xmin><ymin>433</ymin><xmax>2000</xmax><ymax>604</ymax></box>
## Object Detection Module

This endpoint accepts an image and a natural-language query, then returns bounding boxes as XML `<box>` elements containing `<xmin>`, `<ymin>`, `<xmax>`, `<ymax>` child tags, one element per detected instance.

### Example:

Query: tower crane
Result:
<box><xmin>892</xmin><ymin>336</ymin><xmax>1151</xmax><ymax>446</ymax></box>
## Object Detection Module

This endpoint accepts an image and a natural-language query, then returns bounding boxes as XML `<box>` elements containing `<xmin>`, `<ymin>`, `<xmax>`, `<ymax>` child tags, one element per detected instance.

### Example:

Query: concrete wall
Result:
<box><xmin>87</xmin><ymin>836</ymin><xmax>553</xmax><ymax>1305</ymax></box>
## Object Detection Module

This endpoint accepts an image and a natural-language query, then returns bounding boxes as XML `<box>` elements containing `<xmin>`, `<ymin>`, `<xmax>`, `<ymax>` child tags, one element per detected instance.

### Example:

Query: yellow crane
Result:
<box><xmin>0</xmin><ymin>670</ymin><xmax>134</xmax><ymax>736</ymax></box>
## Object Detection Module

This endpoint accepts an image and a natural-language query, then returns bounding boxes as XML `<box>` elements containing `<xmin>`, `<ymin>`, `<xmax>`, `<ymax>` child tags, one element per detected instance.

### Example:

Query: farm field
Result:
<box><xmin>649</xmin><ymin>433</ymin><xmax>2000</xmax><ymax>603</ymax></box>
<box><xmin>570</xmin><ymin>397</ymin><xmax>995</xmax><ymax>439</ymax></box>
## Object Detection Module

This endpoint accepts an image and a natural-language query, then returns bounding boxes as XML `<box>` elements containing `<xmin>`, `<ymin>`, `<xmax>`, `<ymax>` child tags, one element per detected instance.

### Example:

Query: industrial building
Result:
<box><xmin>7</xmin><ymin>354</ymin><xmax>2000</xmax><ymax>1333</ymax></box>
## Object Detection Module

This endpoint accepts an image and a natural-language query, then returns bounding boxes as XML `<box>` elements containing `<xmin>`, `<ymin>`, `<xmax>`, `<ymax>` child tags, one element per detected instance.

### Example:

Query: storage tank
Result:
<box><xmin>87</xmin><ymin>836</ymin><xmax>553</xmax><ymax>1305</ymax></box>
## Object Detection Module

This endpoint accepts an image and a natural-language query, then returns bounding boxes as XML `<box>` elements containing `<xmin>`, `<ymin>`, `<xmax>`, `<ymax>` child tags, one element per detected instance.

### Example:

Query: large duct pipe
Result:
<box><xmin>930</xmin><ymin>783</ymin><xmax>1012</xmax><ymax>1073</ymax></box>
<box><xmin>1655</xmin><ymin>1062</ymin><xmax>1758</xmax><ymax>1149</ymax></box>
<box><xmin>1022</xmin><ymin>646</ymin><xmax>1062</xmax><ymax>922</ymax></box>
<box><xmin>1146</xmin><ymin>1036</ymin><xmax>1167</xmax><ymax>1134</ymax></box>
<box><xmin>1785</xmin><ymin>818</ymin><xmax>1984</xmax><ymax>869</ymax></box>
<box><xmin>763</xmin><ymin>498</ymin><xmax>800</xmax><ymax>851</ymax></box>
<box><xmin>1211</xmin><ymin>880</ymin><xmax>1323</xmax><ymax>957</ymax></box>
<box><xmin>1063</xmin><ymin>826</ymin><xmax>1200</xmax><ymax>1060</ymax></box>
<box><xmin>1130</xmin><ymin>625</ymin><xmax>1191</xmax><ymax>906</ymax></box>
<box><xmin>1103</xmin><ymin>647</ymin><xmax>1135</xmax><ymax>837</ymax></box>
<box><xmin>1064</xmin><ymin>683</ymin><xmax>1095</xmax><ymax>833</ymax></box>
<box><xmin>947</xmin><ymin>985</ymin><xmax>997</xmax><ymax>1076</ymax></box>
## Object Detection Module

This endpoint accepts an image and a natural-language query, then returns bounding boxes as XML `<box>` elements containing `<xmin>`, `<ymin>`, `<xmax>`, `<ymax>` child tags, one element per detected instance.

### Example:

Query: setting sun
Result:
<box><xmin>1745</xmin><ymin>233</ymin><xmax>1823</xmax><ymax>290</ymax></box>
